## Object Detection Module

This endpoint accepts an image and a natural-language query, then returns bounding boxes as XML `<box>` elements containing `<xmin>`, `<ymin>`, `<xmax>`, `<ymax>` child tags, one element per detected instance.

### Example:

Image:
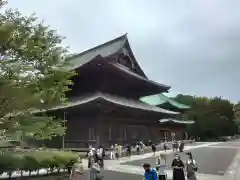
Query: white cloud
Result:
<box><xmin>5</xmin><ymin>0</ymin><xmax>240</xmax><ymax>101</ymax></box>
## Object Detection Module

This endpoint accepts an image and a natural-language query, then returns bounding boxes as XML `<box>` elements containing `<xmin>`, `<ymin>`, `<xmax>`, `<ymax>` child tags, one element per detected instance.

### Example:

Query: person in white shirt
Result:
<box><xmin>139</xmin><ymin>141</ymin><xmax>145</xmax><ymax>153</ymax></box>
<box><xmin>186</xmin><ymin>152</ymin><xmax>197</xmax><ymax>180</ymax></box>
<box><xmin>110</xmin><ymin>145</ymin><xmax>115</xmax><ymax>160</ymax></box>
<box><xmin>156</xmin><ymin>154</ymin><xmax>167</xmax><ymax>180</ymax></box>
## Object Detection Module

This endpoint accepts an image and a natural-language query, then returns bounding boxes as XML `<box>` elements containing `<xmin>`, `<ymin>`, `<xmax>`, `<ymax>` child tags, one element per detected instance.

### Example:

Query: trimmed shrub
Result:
<box><xmin>0</xmin><ymin>150</ymin><xmax>80</xmax><ymax>178</ymax></box>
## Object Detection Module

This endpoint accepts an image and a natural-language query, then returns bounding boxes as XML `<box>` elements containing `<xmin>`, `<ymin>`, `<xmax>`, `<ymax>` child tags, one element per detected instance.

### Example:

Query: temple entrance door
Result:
<box><xmin>171</xmin><ymin>132</ymin><xmax>176</xmax><ymax>141</ymax></box>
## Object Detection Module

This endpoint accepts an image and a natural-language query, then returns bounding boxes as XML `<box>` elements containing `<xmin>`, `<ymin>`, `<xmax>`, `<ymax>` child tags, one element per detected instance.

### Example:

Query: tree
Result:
<box><xmin>0</xmin><ymin>2</ymin><xmax>75</xmax><ymax>142</ymax></box>
<box><xmin>233</xmin><ymin>102</ymin><xmax>240</xmax><ymax>132</ymax></box>
<box><xmin>174</xmin><ymin>94</ymin><xmax>237</xmax><ymax>140</ymax></box>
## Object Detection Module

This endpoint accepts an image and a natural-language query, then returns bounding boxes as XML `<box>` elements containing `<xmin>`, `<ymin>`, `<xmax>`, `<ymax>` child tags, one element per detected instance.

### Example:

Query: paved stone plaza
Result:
<box><xmin>1</xmin><ymin>141</ymin><xmax>239</xmax><ymax>180</ymax></box>
<box><xmin>100</xmin><ymin>140</ymin><xmax>240</xmax><ymax>180</ymax></box>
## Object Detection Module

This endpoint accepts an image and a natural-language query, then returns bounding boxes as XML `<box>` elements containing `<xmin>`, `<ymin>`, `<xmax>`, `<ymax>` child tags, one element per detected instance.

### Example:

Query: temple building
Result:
<box><xmin>45</xmin><ymin>34</ymin><xmax>193</xmax><ymax>149</ymax></box>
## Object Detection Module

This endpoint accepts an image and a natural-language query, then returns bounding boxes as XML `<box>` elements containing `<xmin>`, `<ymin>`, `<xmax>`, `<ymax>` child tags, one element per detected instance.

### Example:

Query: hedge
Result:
<box><xmin>0</xmin><ymin>150</ymin><xmax>80</xmax><ymax>178</ymax></box>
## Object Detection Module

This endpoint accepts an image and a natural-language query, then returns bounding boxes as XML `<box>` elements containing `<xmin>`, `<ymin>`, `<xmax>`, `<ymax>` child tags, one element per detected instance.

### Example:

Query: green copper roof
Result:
<box><xmin>140</xmin><ymin>94</ymin><xmax>190</xmax><ymax>109</ymax></box>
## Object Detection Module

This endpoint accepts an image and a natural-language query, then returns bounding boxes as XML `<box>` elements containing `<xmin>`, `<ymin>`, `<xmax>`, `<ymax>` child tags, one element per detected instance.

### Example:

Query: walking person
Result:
<box><xmin>139</xmin><ymin>141</ymin><xmax>145</xmax><ymax>153</ymax></box>
<box><xmin>179</xmin><ymin>141</ymin><xmax>185</xmax><ymax>152</ymax></box>
<box><xmin>86</xmin><ymin>147</ymin><xmax>95</xmax><ymax>168</ymax></box>
<box><xmin>163</xmin><ymin>142</ymin><xmax>168</xmax><ymax>152</ymax></box>
<box><xmin>148</xmin><ymin>140</ymin><xmax>153</xmax><ymax>147</ymax></box>
<box><xmin>171</xmin><ymin>154</ymin><xmax>185</xmax><ymax>180</ymax></box>
<box><xmin>160</xmin><ymin>153</ymin><xmax>167</xmax><ymax>165</ymax></box>
<box><xmin>156</xmin><ymin>155</ymin><xmax>167</xmax><ymax>180</ymax></box>
<box><xmin>90</xmin><ymin>162</ymin><xmax>104</xmax><ymax>180</ymax></box>
<box><xmin>70</xmin><ymin>158</ymin><xmax>90</xmax><ymax>180</ymax></box>
<box><xmin>175</xmin><ymin>141</ymin><xmax>179</xmax><ymax>152</ymax></box>
<box><xmin>96</xmin><ymin>146</ymin><xmax>105</xmax><ymax>168</ymax></box>
<box><xmin>126</xmin><ymin>143</ymin><xmax>131</xmax><ymax>157</ymax></box>
<box><xmin>172</xmin><ymin>141</ymin><xmax>177</xmax><ymax>152</ymax></box>
<box><xmin>115</xmin><ymin>144</ymin><xmax>119</xmax><ymax>159</ymax></box>
<box><xmin>151</xmin><ymin>143</ymin><xmax>156</xmax><ymax>156</ymax></box>
<box><xmin>142</xmin><ymin>163</ymin><xmax>158</xmax><ymax>180</ymax></box>
<box><xmin>118</xmin><ymin>144</ymin><xmax>123</xmax><ymax>158</ymax></box>
<box><xmin>136</xmin><ymin>143</ymin><xmax>140</xmax><ymax>155</ymax></box>
<box><xmin>110</xmin><ymin>145</ymin><xmax>115</xmax><ymax>160</ymax></box>
<box><xmin>186</xmin><ymin>152</ymin><xmax>197</xmax><ymax>180</ymax></box>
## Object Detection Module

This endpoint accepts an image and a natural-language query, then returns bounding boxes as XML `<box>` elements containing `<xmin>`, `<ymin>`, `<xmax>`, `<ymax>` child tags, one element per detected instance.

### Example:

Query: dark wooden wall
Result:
<box><xmin>62</xmin><ymin>114</ymin><xmax>185</xmax><ymax>148</ymax></box>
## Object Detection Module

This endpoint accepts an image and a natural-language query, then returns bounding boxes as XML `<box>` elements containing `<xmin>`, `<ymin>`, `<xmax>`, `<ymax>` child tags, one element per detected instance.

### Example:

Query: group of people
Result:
<box><xmin>70</xmin><ymin>145</ymin><xmax>105</xmax><ymax>180</ymax></box>
<box><xmin>143</xmin><ymin>152</ymin><xmax>197</xmax><ymax>180</ymax></box>
<box><xmin>109</xmin><ymin>143</ymin><xmax>132</xmax><ymax>159</ymax></box>
<box><xmin>70</xmin><ymin>140</ymin><xmax>193</xmax><ymax>180</ymax></box>
<box><xmin>70</xmin><ymin>157</ymin><xmax>104</xmax><ymax>180</ymax></box>
<box><xmin>136</xmin><ymin>141</ymin><xmax>146</xmax><ymax>154</ymax></box>
<box><xmin>172</xmin><ymin>140</ymin><xmax>185</xmax><ymax>152</ymax></box>
<box><xmin>86</xmin><ymin>145</ymin><xmax>105</xmax><ymax>168</ymax></box>
<box><xmin>110</xmin><ymin>141</ymin><xmax>148</xmax><ymax>159</ymax></box>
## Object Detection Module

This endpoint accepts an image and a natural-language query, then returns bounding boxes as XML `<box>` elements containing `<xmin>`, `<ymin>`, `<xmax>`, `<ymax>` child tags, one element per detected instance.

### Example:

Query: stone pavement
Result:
<box><xmin>1</xmin><ymin>141</ymin><xmax>239</xmax><ymax>180</ymax></box>
<box><xmin>223</xmin><ymin>148</ymin><xmax>240</xmax><ymax>180</ymax></box>
<box><xmin>100</xmin><ymin>142</ymin><xmax>225</xmax><ymax>180</ymax></box>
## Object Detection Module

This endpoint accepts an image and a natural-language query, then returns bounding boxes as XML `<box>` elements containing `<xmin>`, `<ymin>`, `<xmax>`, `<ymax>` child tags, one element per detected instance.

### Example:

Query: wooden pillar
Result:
<box><xmin>96</xmin><ymin>124</ymin><xmax>101</xmax><ymax>147</ymax></box>
<box><xmin>96</xmin><ymin>118</ymin><xmax>101</xmax><ymax>147</ymax></box>
<box><xmin>108</xmin><ymin>126</ymin><xmax>112</xmax><ymax>141</ymax></box>
<box><xmin>88</xmin><ymin>127</ymin><xmax>91</xmax><ymax>140</ymax></box>
<box><xmin>124</xmin><ymin>126</ymin><xmax>127</xmax><ymax>140</ymax></box>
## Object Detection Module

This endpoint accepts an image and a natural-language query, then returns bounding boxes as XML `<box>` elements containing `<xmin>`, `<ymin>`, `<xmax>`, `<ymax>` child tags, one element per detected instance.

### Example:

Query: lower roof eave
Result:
<box><xmin>159</xmin><ymin>118</ymin><xmax>195</xmax><ymax>124</ymax></box>
<box><xmin>34</xmin><ymin>92</ymin><xmax>179</xmax><ymax>115</ymax></box>
<box><xmin>111</xmin><ymin>63</ymin><xmax>171</xmax><ymax>92</ymax></box>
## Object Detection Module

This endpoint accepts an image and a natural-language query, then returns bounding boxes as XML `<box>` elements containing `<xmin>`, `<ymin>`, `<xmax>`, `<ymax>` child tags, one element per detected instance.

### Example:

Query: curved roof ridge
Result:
<box><xmin>71</xmin><ymin>34</ymin><xmax>127</xmax><ymax>59</ymax></box>
<box><xmin>69</xmin><ymin>34</ymin><xmax>127</xmax><ymax>69</ymax></box>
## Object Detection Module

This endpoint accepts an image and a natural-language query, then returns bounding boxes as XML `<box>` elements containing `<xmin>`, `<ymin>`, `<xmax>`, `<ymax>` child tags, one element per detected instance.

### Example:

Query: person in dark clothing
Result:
<box><xmin>96</xmin><ymin>145</ymin><xmax>105</xmax><ymax>168</ymax></box>
<box><xmin>179</xmin><ymin>141</ymin><xmax>185</xmax><ymax>152</ymax></box>
<box><xmin>163</xmin><ymin>142</ymin><xmax>168</xmax><ymax>152</ymax></box>
<box><xmin>126</xmin><ymin>144</ymin><xmax>131</xmax><ymax>157</ymax></box>
<box><xmin>171</xmin><ymin>154</ymin><xmax>185</xmax><ymax>180</ymax></box>
<box><xmin>173</xmin><ymin>141</ymin><xmax>179</xmax><ymax>152</ymax></box>
<box><xmin>148</xmin><ymin>140</ymin><xmax>153</xmax><ymax>147</ymax></box>
<box><xmin>136</xmin><ymin>143</ymin><xmax>140</xmax><ymax>155</ymax></box>
<box><xmin>151</xmin><ymin>144</ymin><xmax>156</xmax><ymax>156</ymax></box>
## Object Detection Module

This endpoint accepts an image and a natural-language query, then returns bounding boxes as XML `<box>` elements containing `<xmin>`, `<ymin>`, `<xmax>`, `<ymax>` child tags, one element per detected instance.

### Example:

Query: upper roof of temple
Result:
<box><xmin>68</xmin><ymin>34</ymin><xmax>147</xmax><ymax>78</ymax></box>
<box><xmin>66</xmin><ymin>34</ymin><xmax>171</xmax><ymax>98</ymax></box>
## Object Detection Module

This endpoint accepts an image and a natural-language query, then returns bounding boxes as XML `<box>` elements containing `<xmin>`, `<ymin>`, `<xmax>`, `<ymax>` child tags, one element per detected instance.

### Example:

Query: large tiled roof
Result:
<box><xmin>66</xmin><ymin>34</ymin><xmax>170</xmax><ymax>91</ymax></box>
<box><xmin>140</xmin><ymin>93</ymin><xmax>190</xmax><ymax>109</ymax></box>
<box><xmin>68</xmin><ymin>34</ymin><xmax>146</xmax><ymax>77</ymax></box>
<box><xmin>38</xmin><ymin>92</ymin><xmax>179</xmax><ymax>115</ymax></box>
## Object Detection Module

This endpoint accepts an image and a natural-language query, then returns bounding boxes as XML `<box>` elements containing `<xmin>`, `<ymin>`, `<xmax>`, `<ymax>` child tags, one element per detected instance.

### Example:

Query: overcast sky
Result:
<box><xmin>5</xmin><ymin>0</ymin><xmax>240</xmax><ymax>102</ymax></box>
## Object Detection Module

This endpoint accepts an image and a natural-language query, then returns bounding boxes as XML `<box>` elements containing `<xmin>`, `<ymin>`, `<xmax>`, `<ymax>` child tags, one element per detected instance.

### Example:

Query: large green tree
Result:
<box><xmin>233</xmin><ymin>102</ymin><xmax>240</xmax><ymax>132</ymax></box>
<box><xmin>174</xmin><ymin>94</ymin><xmax>238</xmax><ymax>140</ymax></box>
<box><xmin>0</xmin><ymin>2</ymin><xmax>74</xmax><ymax>141</ymax></box>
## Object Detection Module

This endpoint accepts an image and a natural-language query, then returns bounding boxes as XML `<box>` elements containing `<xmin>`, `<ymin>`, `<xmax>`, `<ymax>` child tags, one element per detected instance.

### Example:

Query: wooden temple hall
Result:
<box><xmin>46</xmin><ymin>34</ymin><xmax>194</xmax><ymax>148</ymax></box>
